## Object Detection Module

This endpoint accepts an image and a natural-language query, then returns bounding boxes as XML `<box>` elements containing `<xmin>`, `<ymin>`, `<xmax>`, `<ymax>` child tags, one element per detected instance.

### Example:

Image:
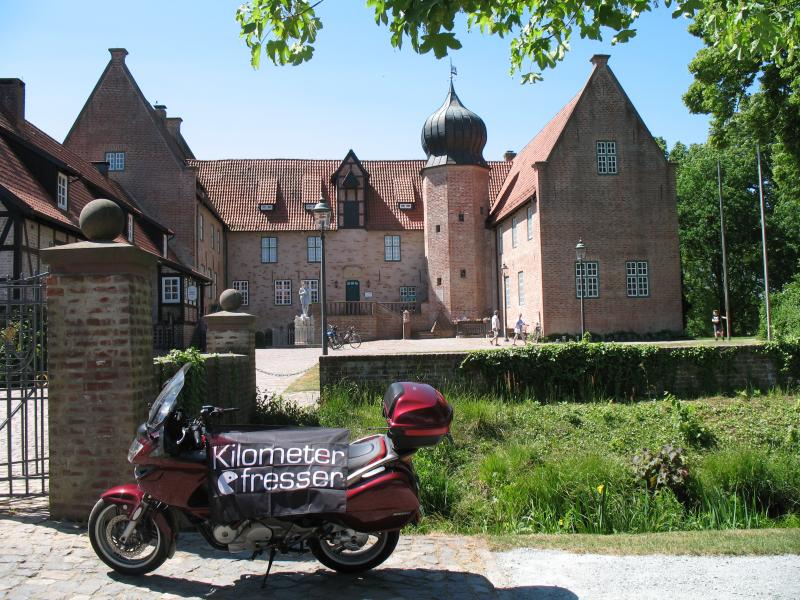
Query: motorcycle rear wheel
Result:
<box><xmin>88</xmin><ymin>499</ymin><xmax>170</xmax><ymax>576</ymax></box>
<box><xmin>310</xmin><ymin>529</ymin><xmax>399</xmax><ymax>573</ymax></box>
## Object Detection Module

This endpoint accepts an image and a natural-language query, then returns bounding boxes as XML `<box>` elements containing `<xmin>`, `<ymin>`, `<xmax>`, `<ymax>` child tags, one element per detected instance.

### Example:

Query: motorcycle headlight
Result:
<box><xmin>127</xmin><ymin>438</ymin><xmax>144</xmax><ymax>463</ymax></box>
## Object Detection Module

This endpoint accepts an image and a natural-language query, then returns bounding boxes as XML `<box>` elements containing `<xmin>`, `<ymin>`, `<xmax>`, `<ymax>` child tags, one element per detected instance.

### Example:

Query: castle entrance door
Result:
<box><xmin>345</xmin><ymin>280</ymin><xmax>360</xmax><ymax>302</ymax></box>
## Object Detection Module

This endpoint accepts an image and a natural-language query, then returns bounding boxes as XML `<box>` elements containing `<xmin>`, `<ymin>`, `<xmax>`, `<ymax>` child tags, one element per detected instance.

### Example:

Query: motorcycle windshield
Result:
<box><xmin>147</xmin><ymin>363</ymin><xmax>191</xmax><ymax>430</ymax></box>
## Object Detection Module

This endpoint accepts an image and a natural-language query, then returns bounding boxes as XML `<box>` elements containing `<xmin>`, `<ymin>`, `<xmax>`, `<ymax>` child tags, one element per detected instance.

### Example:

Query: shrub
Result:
<box><xmin>761</xmin><ymin>274</ymin><xmax>800</xmax><ymax>340</ymax></box>
<box><xmin>632</xmin><ymin>443</ymin><xmax>689</xmax><ymax>499</ymax></box>
<box><xmin>668</xmin><ymin>395</ymin><xmax>715</xmax><ymax>448</ymax></box>
<box><xmin>253</xmin><ymin>392</ymin><xmax>319</xmax><ymax>427</ymax></box>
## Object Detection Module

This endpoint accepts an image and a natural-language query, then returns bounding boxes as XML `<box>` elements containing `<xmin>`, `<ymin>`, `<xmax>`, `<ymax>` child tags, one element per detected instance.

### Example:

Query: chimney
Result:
<box><xmin>109</xmin><ymin>48</ymin><xmax>128</xmax><ymax>65</ymax></box>
<box><xmin>91</xmin><ymin>161</ymin><xmax>110</xmax><ymax>177</ymax></box>
<box><xmin>0</xmin><ymin>78</ymin><xmax>25</xmax><ymax>125</ymax></box>
<box><xmin>153</xmin><ymin>104</ymin><xmax>167</xmax><ymax>120</ymax></box>
<box><xmin>590</xmin><ymin>54</ymin><xmax>610</xmax><ymax>68</ymax></box>
<box><xmin>165</xmin><ymin>117</ymin><xmax>182</xmax><ymax>137</ymax></box>
<box><xmin>503</xmin><ymin>150</ymin><xmax>517</xmax><ymax>162</ymax></box>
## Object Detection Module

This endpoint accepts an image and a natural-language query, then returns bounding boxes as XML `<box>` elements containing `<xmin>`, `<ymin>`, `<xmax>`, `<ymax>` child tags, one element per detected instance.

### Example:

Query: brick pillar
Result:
<box><xmin>205</xmin><ymin>289</ymin><xmax>256</xmax><ymax>417</ymax></box>
<box><xmin>43</xmin><ymin>239</ymin><xmax>156</xmax><ymax>521</ymax></box>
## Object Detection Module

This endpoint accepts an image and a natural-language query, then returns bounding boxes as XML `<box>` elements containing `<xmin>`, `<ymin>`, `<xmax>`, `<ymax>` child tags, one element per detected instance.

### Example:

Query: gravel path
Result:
<box><xmin>491</xmin><ymin>548</ymin><xmax>800</xmax><ymax>599</ymax></box>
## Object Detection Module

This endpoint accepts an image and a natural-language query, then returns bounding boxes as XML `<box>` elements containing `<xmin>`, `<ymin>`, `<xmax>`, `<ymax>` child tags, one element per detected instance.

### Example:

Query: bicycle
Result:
<box><xmin>326</xmin><ymin>325</ymin><xmax>343</xmax><ymax>349</ymax></box>
<box><xmin>530</xmin><ymin>323</ymin><xmax>542</xmax><ymax>344</ymax></box>
<box><xmin>340</xmin><ymin>325</ymin><xmax>362</xmax><ymax>349</ymax></box>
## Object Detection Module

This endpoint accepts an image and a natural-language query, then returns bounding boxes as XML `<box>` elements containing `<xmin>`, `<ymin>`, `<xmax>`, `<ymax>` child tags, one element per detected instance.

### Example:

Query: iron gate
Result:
<box><xmin>0</xmin><ymin>276</ymin><xmax>47</xmax><ymax>496</ymax></box>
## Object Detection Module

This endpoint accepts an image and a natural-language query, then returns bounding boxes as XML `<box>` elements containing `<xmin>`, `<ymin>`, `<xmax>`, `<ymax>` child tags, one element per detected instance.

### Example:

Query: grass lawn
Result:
<box><xmin>487</xmin><ymin>528</ymin><xmax>800</xmax><ymax>555</ymax></box>
<box><xmin>309</xmin><ymin>387</ymin><xmax>800</xmax><ymax>536</ymax></box>
<box><xmin>283</xmin><ymin>365</ymin><xmax>320</xmax><ymax>393</ymax></box>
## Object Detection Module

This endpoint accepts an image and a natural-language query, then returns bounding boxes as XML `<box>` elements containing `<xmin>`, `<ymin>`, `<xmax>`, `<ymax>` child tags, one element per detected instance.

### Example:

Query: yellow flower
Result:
<box><xmin>597</xmin><ymin>484</ymin><xmax>605</xmax><ymax>495</ymax></box>
<box><xmin>558</xmin><ymin>518</ymin><xmax>564</xmax><ymax>526</ymax></box>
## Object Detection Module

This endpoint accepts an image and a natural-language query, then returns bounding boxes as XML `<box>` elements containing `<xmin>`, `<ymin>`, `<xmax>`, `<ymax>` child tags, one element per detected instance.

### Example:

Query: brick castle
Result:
<box><xmin>1</xmin><ymin>50</ymin><xmax>682</xmax><ymax>343</ymax></box>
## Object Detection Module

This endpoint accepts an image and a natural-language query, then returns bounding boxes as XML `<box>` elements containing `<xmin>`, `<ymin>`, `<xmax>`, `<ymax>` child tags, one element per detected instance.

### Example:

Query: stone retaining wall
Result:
<box><xmin>319</xmin><ymin>345</ymin><xmax>781</xmax><ymax>398</ymax></box>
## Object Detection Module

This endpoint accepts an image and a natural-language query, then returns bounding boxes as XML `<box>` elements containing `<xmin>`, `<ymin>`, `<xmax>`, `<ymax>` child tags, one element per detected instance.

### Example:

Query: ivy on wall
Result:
<box><xmin>459</xmin><ymin>341</ymin><xmax>800</xmax><ymax>401</ymax></box>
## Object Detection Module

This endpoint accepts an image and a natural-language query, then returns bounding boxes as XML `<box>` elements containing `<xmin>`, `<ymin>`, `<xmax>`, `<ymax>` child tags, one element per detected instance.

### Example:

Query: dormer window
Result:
<box><xmin>304</xmin><ymin>203</ymin><xmax>316</xmax><ymax>211</ymax></box>
<box><xmin>56</xmin><ymin>173</ymin><xmax>68</xmax><ymax>210</ymax></box>
<box><xmin>334</xmin><ymin>150</ymin><xmax>367</xmax><ymax>229</ymax></box>
<box><xmin>398</xmin><ymin>203</ymin><xmax>413</xmax><ymax>211</ymax></box>
<box><xmin>127</xmin><ymin>214</ymin><xmax>134</xmax><ymax>243</ymax></box>
<box><xmin>259</xmin><ymin>203</ymin><xmax>274</xmax><ymax>212</ymax></box>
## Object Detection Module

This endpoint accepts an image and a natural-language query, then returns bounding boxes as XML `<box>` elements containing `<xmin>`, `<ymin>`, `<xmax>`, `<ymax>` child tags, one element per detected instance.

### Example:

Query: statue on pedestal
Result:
<box><xmin>299</xmin><ymin>283</ymin><xmax>310</xmax><ymax>318</ymax></box>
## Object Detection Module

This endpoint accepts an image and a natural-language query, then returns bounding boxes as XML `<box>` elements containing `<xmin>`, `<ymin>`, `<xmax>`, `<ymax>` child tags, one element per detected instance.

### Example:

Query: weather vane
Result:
<box><xmin>449</xmin><ymin>58</ymin><xmax>457</xmax><ymax>81</ymax></box>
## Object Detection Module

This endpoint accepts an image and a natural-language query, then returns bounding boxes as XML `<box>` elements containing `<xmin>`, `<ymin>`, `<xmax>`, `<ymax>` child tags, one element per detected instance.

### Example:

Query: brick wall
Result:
<box><xmin>44</xmin><ymin>243</ymin><xmax>156</xmax><ymax>521</ymax></box>
<box><xmin>422</xmin><ymin>165</ymin><xmax>491</xmax><ymax>323</ymax></box>
<box><xmin>226</xmin><ymin>229</ymin><xmax>426</xmax><ymax>335</ymax></box>
<box><xmin>535</xmin><ymin>60</ymin><xmax>683</xmax><ymax>336</ymax></box>
<box><xmin>64</xmin><ymin>50</ymin><xmax>199</xmax><ymax>268</ymax></box>
<box><xmin>319</xmin><ymin>345</ymin><xmax>779</xmax><ymax>398</ymax></box>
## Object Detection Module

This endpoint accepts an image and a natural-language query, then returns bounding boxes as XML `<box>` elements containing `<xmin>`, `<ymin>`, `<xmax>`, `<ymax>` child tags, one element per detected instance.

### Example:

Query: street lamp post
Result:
<box><xmin>576</xmin><ymin>239</ymin><xmax>586</xmax><ymax>338</ymax></box>
<box><xmin>313</xmin><ymin>198</ymin><xmax>332</xmax><ymax>356</ymax></box>
<box><xmin>501</xmin><ymin>262</ymin><xmax>509</xmax><ymax>342</ymax></box>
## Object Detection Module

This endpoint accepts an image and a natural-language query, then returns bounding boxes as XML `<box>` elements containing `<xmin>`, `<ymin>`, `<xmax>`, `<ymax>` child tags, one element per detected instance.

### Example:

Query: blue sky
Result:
<box><xmin>1</xmin><ymin>1</ymin><xmax>709</xmax><ymax>161</ymax></box>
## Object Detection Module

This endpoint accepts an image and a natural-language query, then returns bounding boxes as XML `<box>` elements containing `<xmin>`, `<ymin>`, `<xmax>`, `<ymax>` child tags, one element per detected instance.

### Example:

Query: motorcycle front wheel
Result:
<box><xmin>88</xmin><ymin>499</ymin><xmax>170</xmax><ymax>576</ymax></box>
<box><xmin>310</xmin><ymin>529</ymin><xmax>399</xmax><ymax>573</ymax></box>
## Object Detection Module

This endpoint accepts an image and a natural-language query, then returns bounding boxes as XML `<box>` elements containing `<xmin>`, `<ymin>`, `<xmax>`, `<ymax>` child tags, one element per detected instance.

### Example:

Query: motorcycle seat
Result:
<box><xmin>347</xmin><ymin>435</ymin><xmax>387</xmax><ymax>471</ymax></box>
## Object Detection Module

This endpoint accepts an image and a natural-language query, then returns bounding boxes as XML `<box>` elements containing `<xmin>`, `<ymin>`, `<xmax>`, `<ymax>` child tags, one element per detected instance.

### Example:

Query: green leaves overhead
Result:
<box><xmin>235</xmin><ymin>1</ymin><xmax>800</xmax><ymax>85</ymax></box>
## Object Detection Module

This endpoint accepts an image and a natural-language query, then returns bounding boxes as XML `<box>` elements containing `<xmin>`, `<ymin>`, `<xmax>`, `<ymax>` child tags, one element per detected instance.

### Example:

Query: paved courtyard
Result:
<box><xmin>1</xmin><ymin>498</ymin><xmax>798</xmax><ymax>599</ymax></box>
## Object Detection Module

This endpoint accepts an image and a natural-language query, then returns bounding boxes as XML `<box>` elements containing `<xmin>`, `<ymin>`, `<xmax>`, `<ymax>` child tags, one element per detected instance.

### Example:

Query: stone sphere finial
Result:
<box><xmin>79</xmin><ymin>199</ymin><xmax>125</xmax><ymax>242</ymax></box>
<box><xmin>219</xmin><ymin>289</ymin><xmax>243</xmax><ymax>312</ymax></box>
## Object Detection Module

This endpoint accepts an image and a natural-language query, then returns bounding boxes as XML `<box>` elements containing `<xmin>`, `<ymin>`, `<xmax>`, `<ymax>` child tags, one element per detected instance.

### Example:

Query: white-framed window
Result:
<box><xmin>274</xmin><ymin>279</ymin><xmax>292</xmax><ymax>305</ymax></box>
<box><xmin>527</xmin><ymin>206</ymin><xmax>533</xmax><ymax>240</ymax></box>
<box><xmin>504</xmin><ymin>275</ymin><xmax>511</xmax><ymax>307</ymax></box>
<box><xmin>261</xmin><ymin>236</ymin><xmax>277</xmax><ymax>263</ymax></box>
<box><xmin>301</xmin><ymin>279</ymin><xmax>319</xmax><ymax>303</ymax></box>
<box><xmin>384</xmin><ymin>235</ymin><xmax>401</xmax><ymax>261</ymax></box>
<box><xmin>511</xmin><ymin>216</ymin><xmax>519</xmax><ymax>248</ymax></box>
<box><xmin>626</xmin><ymin>260</ymin><xmax>649</xmax><ymax>297</ymax></box>
<box><xmin>233</xmin><ymin>280</ymin><xmax>249</xmax><ymax>306</ymax></box>
<box><xmin>307</xmin><ymin>236</ymin><xmax>321</xmax><ymax>262</ymax></box>
<box><xmin>198</xmin><ymin>213</ymin><xmax>204</xmax><ymax>241</ymax></box>
<box><xmin>400</xmin><ymin>286</ymin><xmax>416</xmax><ymax>303</ymax></box>
<box><xmin>105</xmin><ymin>151</ymin><xmax>125</xmax><ymax>171</ymax></box>
<box><xmin>576</xmin><ymin>262</ymin><xmax>599</xmax><ymax>298</ymax></box>
<box><xmin>597</xmin><ymin>141</ymin><xmax>617</xmax><ymax>175</ymax></box>
<box><xmin>56</xmin><ymin>172</ymin><xmax>68</xmax><ymax>210</ymax></box>
<box><xmin>127</xmin><ymin>214</ymin><xmax>134</xmax><ymax>243</ymax></box>
<box><xmin>162</xmin><ymin>234</ymin><xmax>168</xmax><ymax>258</ymax></box>
<box><xmin>162</xmin><ymin>276</ymin><xmax>180</xmax><ymax>304</ymax></box>
<box><xmin>517</xmin><ymin>271</ymin><xmax>525</xmax><ymax>305</ymax></box>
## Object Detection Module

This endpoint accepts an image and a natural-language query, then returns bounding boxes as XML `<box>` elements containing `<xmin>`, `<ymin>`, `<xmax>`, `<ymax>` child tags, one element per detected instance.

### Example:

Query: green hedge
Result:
<box><xmin>459</xmin><ymin>341</ymin><xmax>800</xmax><ymax>401</ymax></box>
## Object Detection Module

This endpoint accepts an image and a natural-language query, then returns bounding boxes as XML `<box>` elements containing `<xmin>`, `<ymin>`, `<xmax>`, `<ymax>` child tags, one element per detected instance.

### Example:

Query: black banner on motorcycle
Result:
<box><xmin>208</xmin><ymin>428</ymin><xmax>349</xmax><ymax>522</ymax></box>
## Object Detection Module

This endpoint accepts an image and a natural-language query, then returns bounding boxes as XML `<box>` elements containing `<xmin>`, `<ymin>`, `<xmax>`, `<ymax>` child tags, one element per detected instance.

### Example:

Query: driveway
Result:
<box><xmin>1</xmin><ymin>498</ymin><xmax>798</xmax><ymax>600</ymax></box>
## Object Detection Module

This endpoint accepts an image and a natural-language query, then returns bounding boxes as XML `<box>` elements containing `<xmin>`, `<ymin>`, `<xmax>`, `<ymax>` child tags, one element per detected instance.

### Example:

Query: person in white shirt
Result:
<box><xmin>490</xmin><ymin>310</ymin><xmax>500</xmax><ymax>345</ymax></box>
<box><xmin>513</xmin><ymin>314</ymin><xmax>527</xmax><ymax>346</ymax></box>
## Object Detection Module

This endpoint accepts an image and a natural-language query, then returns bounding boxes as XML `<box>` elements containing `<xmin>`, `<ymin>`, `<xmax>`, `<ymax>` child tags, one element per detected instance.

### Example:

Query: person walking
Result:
<box><xmin>490</xmin><ymin>310</ymin><xmax>500</xmax><ymax>345</ymax></box>
<box><xmin>711</xmin><ymin>310</ymin><xmax>727</xmax><ymax>340</ymax></box>
<box><xmin>512</xmin><ymin>314</ymin><xmax>527</xmax><ymax>346</ymax></box>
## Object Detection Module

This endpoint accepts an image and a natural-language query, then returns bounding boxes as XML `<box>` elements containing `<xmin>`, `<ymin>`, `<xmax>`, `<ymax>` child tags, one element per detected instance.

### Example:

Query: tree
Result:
<box><xmin>673</xmin><ymin>118</ymin><xmax>798</xmax><ymax>337</ymax></box>
<box><xmin>236</xmin><ymin>1</ymin><xmax>800</xmax><ymax>85</ymax></box>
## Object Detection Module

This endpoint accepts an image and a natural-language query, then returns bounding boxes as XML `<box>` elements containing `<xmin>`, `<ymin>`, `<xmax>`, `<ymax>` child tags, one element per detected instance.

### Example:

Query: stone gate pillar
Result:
<box><xmin>42</xmin><ymin>199</ymin><xmax>156</xmax><ymax>521</ymax></box>
<box><xmin>205</xmin><ymin>289</ymin><xmax>256</xmax><ymax>417</ymax></box>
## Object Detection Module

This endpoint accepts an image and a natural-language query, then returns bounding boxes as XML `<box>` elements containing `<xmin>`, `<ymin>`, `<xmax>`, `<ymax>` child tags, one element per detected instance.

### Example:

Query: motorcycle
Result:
<box><xmin>88</xmin><ymin>363</ymin><xmax>453</xmax><ymax>580</ymax></box>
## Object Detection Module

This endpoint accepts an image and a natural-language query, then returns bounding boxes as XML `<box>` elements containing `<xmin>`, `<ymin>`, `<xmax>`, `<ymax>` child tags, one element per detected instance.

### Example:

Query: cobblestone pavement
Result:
<box><xmin>0</xmin><ymin>499</ymin><xmax>571</xmax><ymax>600</ymax></box>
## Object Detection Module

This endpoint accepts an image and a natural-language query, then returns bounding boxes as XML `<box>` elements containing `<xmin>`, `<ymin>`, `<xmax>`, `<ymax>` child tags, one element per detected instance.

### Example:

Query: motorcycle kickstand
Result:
<box><xmin>261</xmin><ymin>548</ymin><xmax>277</xmax><ymax>589</ymax></box>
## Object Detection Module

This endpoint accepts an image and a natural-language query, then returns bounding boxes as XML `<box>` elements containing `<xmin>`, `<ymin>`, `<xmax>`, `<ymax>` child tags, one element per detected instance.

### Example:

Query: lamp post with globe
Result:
<box><xmin>312</xmin><ymin>198</ymin><xmax>332</xmax><ymax>355</ymax></box>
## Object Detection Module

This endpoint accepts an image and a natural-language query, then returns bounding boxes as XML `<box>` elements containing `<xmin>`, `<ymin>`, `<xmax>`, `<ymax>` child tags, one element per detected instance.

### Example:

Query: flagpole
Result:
<box><xmin>756</xmin><ymin>143</ymin><xmax>772</xmax><ymax>340</ymax></box>
<box><xmin>717</xmin><ymin>159</ymin><xmax>732</xmax><ymax>341</ymax></box>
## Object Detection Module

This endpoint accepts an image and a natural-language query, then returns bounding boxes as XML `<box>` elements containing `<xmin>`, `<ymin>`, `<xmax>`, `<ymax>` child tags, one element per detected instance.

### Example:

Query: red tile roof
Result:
<box><xmin>190</xmin><ymin>157</ymin><xmax>512</xmax><ymax>232</ymax></box>
<box><xmin>0</xmin><ymin>110</ymin><xmax>200</xmax><ymax>274</ymax></box>
<box><xmin>490</xmin><ymin>76</ymin><xmax>590</xmax><ymax>224</ymax></box>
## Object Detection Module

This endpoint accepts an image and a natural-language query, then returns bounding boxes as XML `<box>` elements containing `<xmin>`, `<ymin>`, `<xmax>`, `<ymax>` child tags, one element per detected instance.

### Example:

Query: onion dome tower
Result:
<box><xmin>420</xmin><ymin>81</ymin><xmax>492</xmax><ymax>327</ymax></box>
<box><xmin>421</xmin><ymin>82</ymin><xmax>488</xmax><ymax>168</ymax></box>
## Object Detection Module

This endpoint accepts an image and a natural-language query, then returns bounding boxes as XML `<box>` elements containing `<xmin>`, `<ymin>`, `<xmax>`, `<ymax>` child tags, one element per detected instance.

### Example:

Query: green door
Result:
<box><xmin>346</xmin><ymin>280</ymin><xmax>360</xmax><ymax>302</ymax></box>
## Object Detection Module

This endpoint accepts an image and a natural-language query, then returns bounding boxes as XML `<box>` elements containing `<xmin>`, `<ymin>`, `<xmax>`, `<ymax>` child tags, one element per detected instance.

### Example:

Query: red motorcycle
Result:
<box><xmin>88</xmin><ymin>364</ymin><xmax>453</xmax><ymax>579</ymax></box>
